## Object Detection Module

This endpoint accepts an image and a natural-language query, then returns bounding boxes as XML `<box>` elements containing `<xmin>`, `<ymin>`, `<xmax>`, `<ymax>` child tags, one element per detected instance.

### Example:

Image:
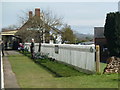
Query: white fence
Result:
<box><xmin>24</xmin><ymin>43</ymin><xmax>95</xmax><ymax>73</ymax></box>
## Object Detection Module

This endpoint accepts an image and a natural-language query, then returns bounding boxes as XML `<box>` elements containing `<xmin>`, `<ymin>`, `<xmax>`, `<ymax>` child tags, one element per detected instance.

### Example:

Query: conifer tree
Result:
<box><xmin>104</xmin><ymin>12</ymin><xmax>120</xmax><ymax>57</ymax></box>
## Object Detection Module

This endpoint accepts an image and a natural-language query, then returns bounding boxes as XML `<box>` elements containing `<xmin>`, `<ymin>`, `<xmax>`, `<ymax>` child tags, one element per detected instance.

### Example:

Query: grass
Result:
<box><xmin>21</xmin><ymin>51</ymin><xmax>106</xmax><ymax>76</ymax></box>
<box><xmin>38</xmin><ymin>59</ymin><xmax>86</xmax><ymax>77</ymax></box>
<box><xmin>20</xmin><ymin>51</ymin><xmax>87</xmax><ymax>77</ymax></box>
<box><xmin>8</xmin><ymin>53</ymin><xmax>119</xmax><ymax>88</ymax></box>
<box><xmin>100</xmin><ymin>62</ymin><xmax>107</xmax><ymax>73</ymax></box>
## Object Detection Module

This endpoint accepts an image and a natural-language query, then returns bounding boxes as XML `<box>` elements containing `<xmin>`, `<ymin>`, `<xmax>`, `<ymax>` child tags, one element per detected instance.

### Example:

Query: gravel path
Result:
<box><xmin>3</xmin><ymin>50</ymin><xmax>20</xmax><ymax>88</ymax></box>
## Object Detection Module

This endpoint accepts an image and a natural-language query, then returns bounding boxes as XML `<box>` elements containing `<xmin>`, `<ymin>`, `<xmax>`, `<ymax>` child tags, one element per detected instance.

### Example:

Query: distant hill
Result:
<box><xmin>70</xmin><ymin>25</ymin><xmax>94</xmax><ymax>41</ymax></box>
<box><xmin>71</xmin><ymin>25</ymin><xmax>94</xmax><ymax>35</ymax></box>
<box><xmin>74</xmin><ymin>32</ymin><xmax>94</xmax><ymax>41</ymax></box>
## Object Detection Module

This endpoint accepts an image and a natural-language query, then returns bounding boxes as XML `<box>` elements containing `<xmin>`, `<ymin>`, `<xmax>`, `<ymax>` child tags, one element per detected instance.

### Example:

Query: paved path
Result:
<box><xmin>3</xmin><ymin>50</ymin><xmax>20</xmax><ymax>88</ymax></box>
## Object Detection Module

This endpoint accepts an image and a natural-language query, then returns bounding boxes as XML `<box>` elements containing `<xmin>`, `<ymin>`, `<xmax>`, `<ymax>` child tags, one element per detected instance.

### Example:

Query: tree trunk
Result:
<box><xmin>38</xmin><ymin>42</ymin><xmax>41</xmax><ymax>52</ymax></box>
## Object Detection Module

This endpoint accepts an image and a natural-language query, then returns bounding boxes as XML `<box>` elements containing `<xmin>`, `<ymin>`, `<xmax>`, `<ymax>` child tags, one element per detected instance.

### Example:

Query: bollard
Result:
<box><xmin>96</xmin><ymin>45</ymin><xmax>100</xmax><ymax>73</ymax></box>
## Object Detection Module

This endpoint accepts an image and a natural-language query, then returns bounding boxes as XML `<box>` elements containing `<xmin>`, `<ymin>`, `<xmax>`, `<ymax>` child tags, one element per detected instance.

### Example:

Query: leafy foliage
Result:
<box><xmin>104</xmin><ymin>12</ymin><xmax>120</xmax><ymax>57</ymax></box>
<box><xmin>61</xmin><ymin>25</ymin><xmax>76</xmax><ymax>44</ymax></box>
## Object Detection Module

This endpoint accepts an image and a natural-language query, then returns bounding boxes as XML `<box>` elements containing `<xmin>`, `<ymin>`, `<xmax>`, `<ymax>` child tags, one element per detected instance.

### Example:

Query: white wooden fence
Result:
<box><xmin>24</xmin><ymin>43</ymin><xmax>95</xmax><ymax>73</ymax></box>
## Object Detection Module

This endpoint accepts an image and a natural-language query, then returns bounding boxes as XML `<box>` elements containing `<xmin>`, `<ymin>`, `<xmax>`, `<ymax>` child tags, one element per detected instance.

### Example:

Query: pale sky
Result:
<box><xmin>0</xmin><ymin>0</ymin><xmax>119</xmax><ymax>34</ymax></box>
<box><xmin>1</xmin><ymin>0</ymin><xmax>119</xmax><ymax>2</ymax></box>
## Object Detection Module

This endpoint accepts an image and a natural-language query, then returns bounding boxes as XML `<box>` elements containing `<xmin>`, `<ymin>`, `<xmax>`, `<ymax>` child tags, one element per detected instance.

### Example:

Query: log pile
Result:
<box><xmin>103</xmin><ymin>56</ymin><xmax>120</xmax><ymax>74</ymax></box>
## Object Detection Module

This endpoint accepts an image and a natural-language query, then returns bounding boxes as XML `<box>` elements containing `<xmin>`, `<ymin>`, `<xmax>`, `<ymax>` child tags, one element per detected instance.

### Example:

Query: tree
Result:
<box><xmin>41</xmin><ymin>10</ymin><xmax>63</xmax><ymax>43</ymax></box>
<box><xmin>104</xmin><ymin>12</ymin><xmax>120</xmax><ymax>57</ymax></box>
<box><xmin>15</xmin><ymin>29</ymin><xmax>40</xmax><ymax>43</ymax></box>
<box><xmin>61</xmin><ymin>25</ymin><xmax>76</xmax><ymax>44</ymax></box>
<box><xmin>16</xmin><ymin>9</ymin><xmax>63</xmax><ymax>52</ymax></box>
<box><xmin>41</xmin><ymin>9</ymin><xmax>63</xmax><ymax>29</ymax></box>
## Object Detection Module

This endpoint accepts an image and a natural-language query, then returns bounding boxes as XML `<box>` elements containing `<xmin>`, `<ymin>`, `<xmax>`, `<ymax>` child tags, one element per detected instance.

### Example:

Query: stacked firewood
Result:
<box><xmin>103</xmin><ymin>56</ymin><xmax>120</xmax><ymax>74</ymax></box>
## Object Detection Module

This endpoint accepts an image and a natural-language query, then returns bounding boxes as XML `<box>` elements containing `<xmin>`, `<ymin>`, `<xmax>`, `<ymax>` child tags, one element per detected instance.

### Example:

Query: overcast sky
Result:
<box><xmin>0</xmin><ymin>0</ymin><xmax>119</xmax><ymax>34</ymax></box>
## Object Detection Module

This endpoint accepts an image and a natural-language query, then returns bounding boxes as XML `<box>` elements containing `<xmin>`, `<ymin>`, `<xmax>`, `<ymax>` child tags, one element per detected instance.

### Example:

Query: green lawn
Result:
<box><xmin>8</xmin><ymin>54</ymin><xmax>118</xmax><ymax>88</ymax></box>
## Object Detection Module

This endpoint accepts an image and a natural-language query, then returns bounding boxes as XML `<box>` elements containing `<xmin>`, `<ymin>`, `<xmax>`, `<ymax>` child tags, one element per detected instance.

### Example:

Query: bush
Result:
<box><xmin>34</xmin><ymin>52</ymin><xmax>49</xmax><ymax>59</ymax></box>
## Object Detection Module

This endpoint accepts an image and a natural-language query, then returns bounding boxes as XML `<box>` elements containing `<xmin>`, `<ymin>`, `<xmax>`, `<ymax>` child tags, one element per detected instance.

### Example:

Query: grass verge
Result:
<box><xmin>20</xmin><ymin>51</ymin><xmax>87</xmax><ymax>77</ymax></box>
<box><xmin>8</xmin><ymin>53</ymin><xmax>118</xmax><ymax>88</ymax></box>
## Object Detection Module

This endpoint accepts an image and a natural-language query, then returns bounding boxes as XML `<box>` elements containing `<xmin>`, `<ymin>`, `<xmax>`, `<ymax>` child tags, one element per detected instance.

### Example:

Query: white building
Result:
<box><xmin>118</xmin><ymin>1</ymin><xmax>120</xmax><ymax>12</ymax></box>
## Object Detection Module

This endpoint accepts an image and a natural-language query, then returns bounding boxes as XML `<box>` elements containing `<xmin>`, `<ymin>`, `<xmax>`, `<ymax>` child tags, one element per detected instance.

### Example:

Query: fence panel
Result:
<box><xmin>24</xmin><ymin>43</ymin><xmax>95</xmax><ymax>73</ymax></box>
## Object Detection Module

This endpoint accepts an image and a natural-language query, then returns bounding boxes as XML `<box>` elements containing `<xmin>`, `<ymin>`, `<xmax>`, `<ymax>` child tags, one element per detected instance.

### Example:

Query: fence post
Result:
<box><xmin>96</xmin><ymin>45</ymin><xmax>100</xmax><ymax>73</ymax></box>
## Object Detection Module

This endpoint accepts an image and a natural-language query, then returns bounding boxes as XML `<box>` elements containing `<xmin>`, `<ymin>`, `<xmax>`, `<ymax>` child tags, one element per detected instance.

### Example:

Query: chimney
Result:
<box><xmin>29</xmin><ymin>11</ymin><xmax>33</xmax><ymax>19</ymax></box>
<box><xmin>35</xmin><ymin>8</ymin><xmax>40</xmax><ymax>17</ymax></box>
